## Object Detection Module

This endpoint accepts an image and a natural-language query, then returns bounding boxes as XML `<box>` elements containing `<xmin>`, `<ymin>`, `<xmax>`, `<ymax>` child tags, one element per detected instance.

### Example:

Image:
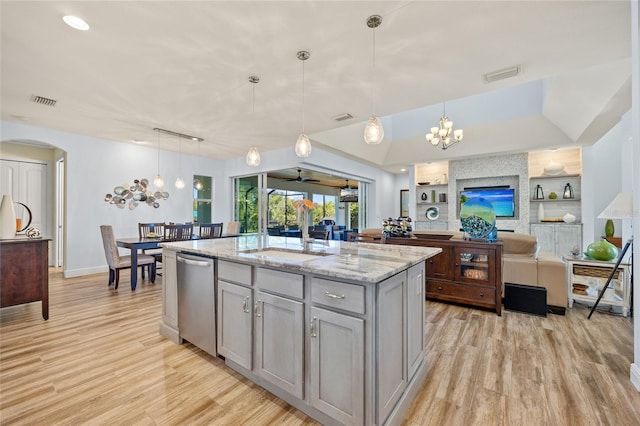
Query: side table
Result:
<box><xmin>564</xmin><ymin>256</ymin><xmax>631</xmax><ymax>317</ymax></box>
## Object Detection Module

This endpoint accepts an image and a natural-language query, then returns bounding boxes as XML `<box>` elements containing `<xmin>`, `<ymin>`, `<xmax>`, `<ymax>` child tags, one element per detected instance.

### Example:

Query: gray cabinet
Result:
<box><xmin>377</xmin><ymin>273</ymin><xmax>407</xmax><ymax>423</ymax></box>
<box><xmin>217</xmin><ymin>280</ymin><xmax>253</xmax><ymax>370</ymax></box>
<box><xmin>530</xmin><ymin>223</ymin><xmax>582</xmax><ymax>257</ymax></box>
<box><xmin>406</xmin><ymin>263</ymin><xmax>425</xmax><ymax>380</ymax></box>
<box><xmin>254</xmin><ymin>290</ymin><xmax>304</xmax><ymax>399</ymax></box>
<box><xmin>309</xmin><ymin>306</ymin><xmax>364</xmax><ymax>426</ymax></box>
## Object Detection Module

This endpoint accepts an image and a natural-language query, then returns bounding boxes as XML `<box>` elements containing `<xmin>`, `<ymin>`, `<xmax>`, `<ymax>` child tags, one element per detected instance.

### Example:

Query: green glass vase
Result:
<box><xmin>604</xmin><ymin>219</ymin><xmax>614</xmax><ymax>238</ymax></box>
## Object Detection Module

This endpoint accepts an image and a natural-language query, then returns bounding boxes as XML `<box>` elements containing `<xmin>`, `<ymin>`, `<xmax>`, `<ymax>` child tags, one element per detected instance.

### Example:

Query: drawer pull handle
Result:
<box><xmin>325</xmin><ymin>291</ymin><xmax>345</xmax><ymax>299</ymax></box>
<box><xmin>242</xmin><ymin>296</ymin><xmax>250</xmax><ymax>313</ymax></box>
<box><xmin>437</xmin><ymin>286</ymin><xmax>443</xmax><ymax>291</ymax></box>
<box><xmin>254</xmin><ymin>300</ymin><xmax>262</xmax><ymax>317</ymax></box>
<box><xmin>480</xmin><ymin>293</ymin><xmax>484</xmax><ymax>297</ymax></box>
<box><xmin>310</xmin><ymin>316</ymin><xmax>317</xmax><ymax>338</ymax></box>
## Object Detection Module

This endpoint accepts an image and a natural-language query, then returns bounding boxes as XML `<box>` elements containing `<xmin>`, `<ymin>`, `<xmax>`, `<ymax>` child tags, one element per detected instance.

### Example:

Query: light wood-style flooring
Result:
<box><xmin>1</xmin><ymin>269</ymin><xmax>638</xmax><ymax>425</ymax></box>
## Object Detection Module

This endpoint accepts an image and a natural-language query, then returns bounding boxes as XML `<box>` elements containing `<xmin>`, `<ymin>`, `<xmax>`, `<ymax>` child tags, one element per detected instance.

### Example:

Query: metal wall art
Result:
<box><xmin>104</xmin><ymin>178</ymin><xmax>169</xmax><ymax>210</ymax></box>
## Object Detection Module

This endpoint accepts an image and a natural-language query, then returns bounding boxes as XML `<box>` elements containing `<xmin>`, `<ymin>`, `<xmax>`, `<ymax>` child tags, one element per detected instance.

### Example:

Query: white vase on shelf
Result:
<box><xmin>537</xmin><ymin>203</ymin><xmax>545</xmax><ymax>222</ymax></box>
<box><xmin>0</xmin><ymin>194</ymin><xmax>17</xmax><ymax>239</ymax></box>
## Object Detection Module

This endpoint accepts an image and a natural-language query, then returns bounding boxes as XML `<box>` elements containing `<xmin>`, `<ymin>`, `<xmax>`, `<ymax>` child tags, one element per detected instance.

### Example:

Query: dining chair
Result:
<box><xmin>138</xmin><ymin>222</ymin><xmax>165</xmax><ymax>239</ymax></box>
<box><xmin>100</xmin><ymin>225</ymin><xmax>155</xmax><ymax>289</ymax></box>
<box><xmin>224</xmin><ymin>221</ymin><xmax>241</xmax><ymax>236</ymax></box>
<box><xmin>309</xmin><ymin>230</ymin><xmax>329</xmax><ymax>240</ymax></box>
<box><xmin>155</xmin><ymin>223</ymin><xmax>193</xmax><ymax>275</ymax></box>
<box><xmin>199</xmin><ymin>222</ymin><xmax>223</xmax><ymax>239</ymax></box>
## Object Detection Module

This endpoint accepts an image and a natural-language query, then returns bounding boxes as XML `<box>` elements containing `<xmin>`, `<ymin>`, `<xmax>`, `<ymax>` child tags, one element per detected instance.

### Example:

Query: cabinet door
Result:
<box><xmin>530</xmin><ymin>224</ymin><xmax>556</xmax><ymax>255</ymax></box>
<box><xmin>161</xmin><ymin>250</ymin><xmax>178</xmax><ymax>328</ymax></box>
<box><xmin>406</xmin><ymin>263</ymin><xmax>425</xmax><ymax>380</ymax></box>
<box><xmin>377</xmin><ymin>273</ymin><xmax>407</xmax><ymax>424</ymax></box>
<box><xmin>426</xmin><ymin>244</ymin><xmax>452</xmax><ymax>280</ymax></box>
<box><xmin>556</xmin><ymin>224</ymin><xmax>582</xmax><ymax>257</ymax></box>
<box><xmin>254</xmin><ymin>291</ymin><xmax>304</xmax><ymax>399</ymax></box>
<box><xmin>310</xmin><ymin>306</ymin><xmax>364</xmax><ymax>426</ymax></box>
<box><xmin>454</xmin><ymin>247</ymin><xmax>493</xmax><ymax>285</ymax></box>
<box><xmin>217</xmin><ymin>281</ymin><xmax>252</xmax><ymax>370</ymax></box>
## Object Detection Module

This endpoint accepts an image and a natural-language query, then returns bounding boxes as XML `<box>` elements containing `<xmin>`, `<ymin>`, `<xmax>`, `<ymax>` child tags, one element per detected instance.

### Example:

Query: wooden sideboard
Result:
<box><xmin>385</xmin><ymin>236</ymin><xmax>503</xmax><ymax>315</ymax></box>
<box><xmin>0</xmin><ymin>238</ymin><xmax>49</xmax><ymax>320</ymax></box>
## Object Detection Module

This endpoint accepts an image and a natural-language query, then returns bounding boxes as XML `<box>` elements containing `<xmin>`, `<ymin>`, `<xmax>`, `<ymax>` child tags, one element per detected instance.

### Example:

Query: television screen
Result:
<box><xmin>460</xmin><ymin>187</ymin><xmax>515</xmax><ymax>217</ymax></box>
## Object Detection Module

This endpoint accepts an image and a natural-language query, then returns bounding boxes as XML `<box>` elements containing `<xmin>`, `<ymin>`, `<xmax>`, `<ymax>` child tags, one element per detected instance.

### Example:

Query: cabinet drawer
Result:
<box><xmin>311</xmin><ymin>278</ymin><xmax>365</xmax><ymax>314</ymax></box>
<box><xmin>426</xmin><ymin>280</ymin><xmax>495</xmax><ymax>303</ymax></box>
<box><xmin>218</xmin><ymin>260</ymin><xmax>252</xmax><ymax>285</ymax></box>
<box><xmin>256</xmin><ymin>267</ymin><xmax>304</xmax><ymax>299</ymax></box>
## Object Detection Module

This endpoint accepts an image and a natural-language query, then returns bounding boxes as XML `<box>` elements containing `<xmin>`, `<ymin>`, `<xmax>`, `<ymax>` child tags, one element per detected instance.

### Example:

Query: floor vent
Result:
<box><xmin>333</xmin><ymin>113</ymin><xmax>354</xmax><ymax>122</ymax></box>
<box><xmin>484</xmin><ymin>65</ymin><xmax>521</xmax><ymax>83</ymax></box>
<box><xmin>30</xmin><ymin>95</ymin><xmax>57</xmax><ymax>107</ymax></box>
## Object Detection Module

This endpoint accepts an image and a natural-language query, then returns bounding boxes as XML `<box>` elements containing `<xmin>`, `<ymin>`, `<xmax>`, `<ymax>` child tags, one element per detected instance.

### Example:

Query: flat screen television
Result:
<box><xmin>459</xmin><ymin>187</ymin><xmax>515</xmax><ymax>218</ymax></box>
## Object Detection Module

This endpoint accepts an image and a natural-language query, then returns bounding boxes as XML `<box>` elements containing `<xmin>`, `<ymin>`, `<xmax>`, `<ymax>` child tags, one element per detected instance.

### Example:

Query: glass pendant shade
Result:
<box><xmin>153</xmin><ymin>174</ymin><xmax>164</xmax><ymax>189</ymax></box>
<box><xmin>295</xmin><ymin>133</ymin><xmax>312</xmax><ymax>157</ymax></box>
<box><xmin>246</xmin><ymin>147</ymin><xmax>261</xmax><ymax>166</ymax></box>
<box><xmin>364</xmin><ymin>116</ymin><xmax>384</xmax><ymax>144</ymax></box>
<box><xmin>174</xmin><ymin>177</ymin><xmax>185</xmax><ymax>189</ymax></box>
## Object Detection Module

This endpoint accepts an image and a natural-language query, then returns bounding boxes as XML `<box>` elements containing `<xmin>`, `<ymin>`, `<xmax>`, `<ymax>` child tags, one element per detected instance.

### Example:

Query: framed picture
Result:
<box><xmin>400</xmin><ymin>189</ymin><xmax>409</xmax><ymax>217</ymax></box>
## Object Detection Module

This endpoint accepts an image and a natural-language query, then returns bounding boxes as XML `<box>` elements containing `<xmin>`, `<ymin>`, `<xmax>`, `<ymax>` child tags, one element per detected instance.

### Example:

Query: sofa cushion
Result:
<box><xmin>497</xmin><ymin>232</ymin><xmax>538</xmax><ymax>255</ymax></box>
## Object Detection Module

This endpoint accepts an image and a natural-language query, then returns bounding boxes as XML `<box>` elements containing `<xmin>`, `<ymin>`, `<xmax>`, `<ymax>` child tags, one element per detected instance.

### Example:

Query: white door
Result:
<box><xmin>0</xmin><ymin>160</ymin><xmax>48</xmax><ymax>238</ymax></box>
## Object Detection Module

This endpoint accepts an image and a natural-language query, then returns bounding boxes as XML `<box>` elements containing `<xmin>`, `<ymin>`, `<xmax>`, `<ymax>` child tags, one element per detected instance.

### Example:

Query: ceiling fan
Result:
<box><xmin>286</xmin><ymin>168</ymin><xmax>320</xmax><ymax>183</ymax></box>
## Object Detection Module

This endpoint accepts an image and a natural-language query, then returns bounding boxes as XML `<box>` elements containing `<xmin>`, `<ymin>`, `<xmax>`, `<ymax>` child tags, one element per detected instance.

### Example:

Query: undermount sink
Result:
<box><xmin>241</xmin><ymin>248</ymin><xmax>330</xmax><ymax>262</ymax></box>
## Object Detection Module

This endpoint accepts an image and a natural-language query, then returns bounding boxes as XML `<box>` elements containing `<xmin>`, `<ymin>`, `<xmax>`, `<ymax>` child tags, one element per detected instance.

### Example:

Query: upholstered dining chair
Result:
<box><xmin>224</xmin><ymin>221</ymin><xmax>241</xmax><ymax>236</ymax></box>
<box><xmin>199</xmin><ymin>222</ymin><xmax>223</xmax><ymax>239</ymax></box>
<box><xmin>100</xmin><ymin>225</ymin><xmax>156</xmax><ymax>289</ymax></box>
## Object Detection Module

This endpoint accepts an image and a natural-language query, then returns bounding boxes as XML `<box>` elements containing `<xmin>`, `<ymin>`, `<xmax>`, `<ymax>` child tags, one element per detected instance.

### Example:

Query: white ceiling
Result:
<box><xmin>0</xmin><ymin>1</ymin><xmax>632</xmax><ymax>172</ymax></box>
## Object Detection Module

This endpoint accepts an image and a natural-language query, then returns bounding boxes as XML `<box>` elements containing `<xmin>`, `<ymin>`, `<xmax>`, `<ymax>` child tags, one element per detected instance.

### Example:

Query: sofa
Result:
<box><xmin>411</xmin><ymin>230</ymin><xmax>567</xmax><ymax>309</ymax></box>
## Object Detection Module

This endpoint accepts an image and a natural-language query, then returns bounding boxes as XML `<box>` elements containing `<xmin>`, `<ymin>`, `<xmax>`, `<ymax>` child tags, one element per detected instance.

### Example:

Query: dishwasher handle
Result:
<box><xmin>177</xmin><ymin>255</ymin><xmax>213</xmax><ymax>268</ymax></box>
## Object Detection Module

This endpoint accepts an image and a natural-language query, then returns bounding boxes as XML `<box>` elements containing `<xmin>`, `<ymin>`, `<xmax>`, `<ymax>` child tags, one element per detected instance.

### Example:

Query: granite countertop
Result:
<box><xmin>161</xmin><ymin>235</ymin><xmax>441</xmax><ymax>283</ymax></box>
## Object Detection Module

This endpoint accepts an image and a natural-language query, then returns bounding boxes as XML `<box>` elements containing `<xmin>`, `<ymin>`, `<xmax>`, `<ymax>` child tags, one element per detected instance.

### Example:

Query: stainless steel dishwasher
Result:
<box><xmin>176</xmin><ymin>252</ymin><xmax>216</xmax><ymax>356</ymax></box>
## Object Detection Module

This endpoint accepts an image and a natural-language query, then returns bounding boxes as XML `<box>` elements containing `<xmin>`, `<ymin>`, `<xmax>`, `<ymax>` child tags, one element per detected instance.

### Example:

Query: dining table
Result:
<box><xmin>116</xmin><ymin>237</ymin><xmax>167</xmax><ymax>291</ymax></box>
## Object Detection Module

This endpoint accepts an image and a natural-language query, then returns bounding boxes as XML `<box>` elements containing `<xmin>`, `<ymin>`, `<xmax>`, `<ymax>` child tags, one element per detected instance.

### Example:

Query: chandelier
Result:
<box><xmin>426</xmin><ymin>104</ymin><xmax>463</xmax><ymax>150</ymax></box>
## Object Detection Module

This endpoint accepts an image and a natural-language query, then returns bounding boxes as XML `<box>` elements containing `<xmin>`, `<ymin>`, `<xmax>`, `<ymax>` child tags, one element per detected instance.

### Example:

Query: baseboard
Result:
<box><xmin>63</xmin><ymin>265</ymin><xmax>107</xmax><ymax>278</ymax></box>
<box><xmin>631</xmin><ymin>363</ymin><xmax>640</xmax><ymax>392</ymax></box>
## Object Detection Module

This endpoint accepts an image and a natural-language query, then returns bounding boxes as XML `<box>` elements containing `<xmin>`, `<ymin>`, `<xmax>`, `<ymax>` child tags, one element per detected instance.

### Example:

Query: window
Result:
<box><xmin>193</xmin><ymin>174</ymin><xmax>212</xmax><ymax>223</ymax></box>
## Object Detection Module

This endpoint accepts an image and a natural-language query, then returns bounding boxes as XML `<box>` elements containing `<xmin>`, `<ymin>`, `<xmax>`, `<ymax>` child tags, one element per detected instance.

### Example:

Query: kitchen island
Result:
<box><xmin>159</xmin><ymin>235</ymin><xmax>440</xmax><ymax>426</ymax></box>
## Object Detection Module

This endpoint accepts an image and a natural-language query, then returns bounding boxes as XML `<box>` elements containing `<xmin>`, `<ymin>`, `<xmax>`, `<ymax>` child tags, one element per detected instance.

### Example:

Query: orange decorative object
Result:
<box><xmin>15</xmin><ymin>218</ymin><xmax>22</xmax><ymax>232</ymax></box>
<box><xmin>294</xmin><ymin>199</ymin><xmax>316</xmax><ymax>210</ymax></box>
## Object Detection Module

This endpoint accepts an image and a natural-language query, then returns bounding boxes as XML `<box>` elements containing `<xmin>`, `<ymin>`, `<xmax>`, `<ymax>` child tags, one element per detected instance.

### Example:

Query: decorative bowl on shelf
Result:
<box><xmin>417</xmin><ymin>181</ymin><xmax>430</xmax><ymax>186</ymax></box>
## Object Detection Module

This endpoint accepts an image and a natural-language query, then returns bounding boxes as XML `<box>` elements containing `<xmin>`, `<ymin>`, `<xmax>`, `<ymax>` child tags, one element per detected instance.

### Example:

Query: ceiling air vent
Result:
<box><xmin>484</xmin><ymin>65</ymin><xmax>522</xmax><ymax>83</ymax></box>
<box><xmin>30</xmin><ymin>95</ymin><xmax>57</xmax><ymax>107</ymax></box>
<box><xmin>333</xmin><ymin>113</ymin><xmax>354</xmax><ymax>122</ymax></box>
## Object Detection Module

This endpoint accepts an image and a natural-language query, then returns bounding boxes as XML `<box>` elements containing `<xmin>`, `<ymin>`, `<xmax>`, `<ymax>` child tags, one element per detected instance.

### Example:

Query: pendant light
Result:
<box><xmin>295</xmin><ymin>50</ymin><xmax>312</xmax><ymax>157</ymax></box>
<box><xmin>175</xmin><ymin>133</ymin><xmax>185</xmax><ymax>189</ymax></box>
<box><xmin>246</xmin><ymin>75</ymin><xmax>261</xmax><ymax>166</ymax></box>
<box><xmin>364</xmin><ymin>15</ymin><xmax>384</xmax><ymax>145</ymax></box>
<box><xmin>193</xmin><ymin>140</ymin><xmax>203</xmax><ymax>190</ymax></box>
<box><xmin>153</xmin><ymin>129</ymin><xmax>164</xmax><ymax>189</ymax></box>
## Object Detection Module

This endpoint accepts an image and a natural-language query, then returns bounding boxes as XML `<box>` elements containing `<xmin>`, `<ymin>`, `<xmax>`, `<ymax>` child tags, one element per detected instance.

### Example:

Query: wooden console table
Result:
<box><xmin>0</xmin><ymin>238</ymin><xmax>49</xmax><ymax>320</ymax></box>
<box><xmin>386</xmin><ymin>236</ymin><xmax>503</xmax><ymax>315</ymax></box>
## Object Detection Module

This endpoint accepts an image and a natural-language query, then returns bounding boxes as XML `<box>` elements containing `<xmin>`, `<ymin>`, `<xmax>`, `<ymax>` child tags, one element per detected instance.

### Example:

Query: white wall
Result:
<box><xmin>581</xmin><ymin>116</ymin><xmax>627</xmax><ymax>247</ymax></box>
<box><xmin>1</xmin><ymin>121</ymin><xmax>224</xmax><ymax>277</ymax></box>
<box><xmin>629</xmin><ymin>0</ymin><xmax>639</xmax><ymax>392</ymax></box>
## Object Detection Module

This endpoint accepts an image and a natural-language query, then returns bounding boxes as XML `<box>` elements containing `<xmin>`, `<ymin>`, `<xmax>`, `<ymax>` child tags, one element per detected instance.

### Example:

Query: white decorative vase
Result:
<box><xmin>537</xmin><ymin>203</ymin><xmax>545</xmax><ymax>222</ymax></box>
<box><xmin>0</xmin><ymin>194</ymin><xmax>17</xmax><ymax>239</ymax></box>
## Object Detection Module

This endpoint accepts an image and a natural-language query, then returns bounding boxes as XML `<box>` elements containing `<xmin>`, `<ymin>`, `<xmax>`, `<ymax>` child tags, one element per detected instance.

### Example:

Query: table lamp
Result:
<box><xmin>589</xmin><ymin>192</ymin><xmax>634</xmax><ymax>319</ymax></box>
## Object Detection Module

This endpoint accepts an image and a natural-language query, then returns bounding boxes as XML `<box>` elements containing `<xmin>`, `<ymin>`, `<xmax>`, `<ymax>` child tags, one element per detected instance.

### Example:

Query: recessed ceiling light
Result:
<box><xmin>132</xmin><ymin>140</ymin><xmax>148</xmax><ymax>145</ymax></box>
<box><xmin>63</xmin><ymin>15</ymin><xmax>90</xmax><ymax>31</ymax></box>
<box><xmin>400</xmin><ymin>168</ymin><xmax>407</xmax><ymax>172</ymax></box>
